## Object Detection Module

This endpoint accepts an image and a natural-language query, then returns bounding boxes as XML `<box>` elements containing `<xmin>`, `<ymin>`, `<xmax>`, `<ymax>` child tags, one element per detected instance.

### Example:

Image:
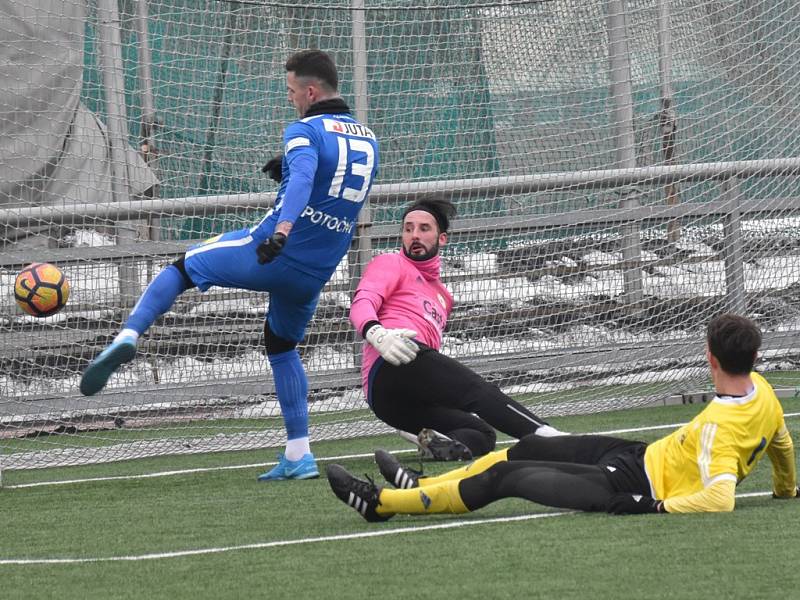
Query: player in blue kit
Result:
<box><xmin>80</xmin><ymin>50</ymin><xmax>379</xmax><ymax>481</ymax></box>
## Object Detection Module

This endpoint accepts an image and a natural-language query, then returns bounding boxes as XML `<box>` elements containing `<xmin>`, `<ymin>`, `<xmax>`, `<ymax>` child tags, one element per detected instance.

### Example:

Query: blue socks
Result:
<box><xmin>124</xmin><ymin>265</ymin><xmax>189</xmax><ymax>335</ymax></box>
<box><xmin>122</xmin><ymin>266</ymin><xmax>312</xmax><ymax>453</ymax></box>
<box><xmin>268</xmin><ymin>349</ymin><xmax>309</xmax><ymax>442</ymax></box>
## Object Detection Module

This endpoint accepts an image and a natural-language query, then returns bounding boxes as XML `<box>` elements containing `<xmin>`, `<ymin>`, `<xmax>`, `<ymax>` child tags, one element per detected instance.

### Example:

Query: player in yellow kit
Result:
<box><xmin>327</xmin><ymin>313</ymin><xmax>798</xmax><ymax>520</ymax></box>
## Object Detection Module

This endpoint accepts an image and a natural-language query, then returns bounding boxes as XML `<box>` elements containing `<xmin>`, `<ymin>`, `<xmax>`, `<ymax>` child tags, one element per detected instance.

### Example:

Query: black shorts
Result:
<box><xmin>601</xmin><ymin>442</ymin><xmax>651</xmax><ymax>495</ymax></box>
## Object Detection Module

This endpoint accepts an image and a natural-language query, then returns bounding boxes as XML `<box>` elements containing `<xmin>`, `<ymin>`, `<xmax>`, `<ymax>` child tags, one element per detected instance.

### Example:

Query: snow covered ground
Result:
<box><xmin>2</xmin><ymin>217</ymin><xmax>800</xmax><ymax>422</ymax></box>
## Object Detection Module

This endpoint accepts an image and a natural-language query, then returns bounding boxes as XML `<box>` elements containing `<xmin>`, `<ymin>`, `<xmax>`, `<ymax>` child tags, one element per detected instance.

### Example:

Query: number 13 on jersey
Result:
<box><xmin>324</xmin><ymin>119</ymin><xmax>377</xmax><ymax>204</ymax></box>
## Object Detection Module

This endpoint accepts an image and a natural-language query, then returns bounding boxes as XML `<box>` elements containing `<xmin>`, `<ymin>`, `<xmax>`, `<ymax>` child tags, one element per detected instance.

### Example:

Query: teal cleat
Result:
<box><xmin>79</xmin><ymin>336</ymin><xmax>137</xmax><ymax>396</ymax></box>
<box><xmin>257</xmin><ymin>453</ymin><xmax>320</xmax><ymax>481</ymax></box>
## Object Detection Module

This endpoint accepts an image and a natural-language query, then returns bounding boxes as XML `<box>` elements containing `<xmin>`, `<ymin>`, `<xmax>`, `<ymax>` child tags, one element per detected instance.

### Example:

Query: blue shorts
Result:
<box><xmin>184</xmin><ymin>228</ymin><xmax>324</xmax><ymax>343</ymax></box>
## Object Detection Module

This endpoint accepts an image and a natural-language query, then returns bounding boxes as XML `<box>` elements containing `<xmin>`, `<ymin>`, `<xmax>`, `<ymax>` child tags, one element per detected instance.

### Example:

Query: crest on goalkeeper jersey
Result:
<box><xmin>14</xmin><ymin>262</ymin><xmax>70</xmax><ymax>317</ymax></box>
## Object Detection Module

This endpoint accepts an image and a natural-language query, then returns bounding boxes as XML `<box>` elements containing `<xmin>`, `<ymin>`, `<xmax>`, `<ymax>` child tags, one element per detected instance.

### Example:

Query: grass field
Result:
<box><xmin>2</xmin><ymin>397</ymin><xmax>800</xmax><ymax>599</ymax></box>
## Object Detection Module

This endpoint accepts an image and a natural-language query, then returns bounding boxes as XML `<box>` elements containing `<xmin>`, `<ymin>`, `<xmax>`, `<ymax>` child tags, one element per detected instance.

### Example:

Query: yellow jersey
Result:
<box><xmin>644</xmin><ymin>372</ymin><xmax>796</xmax><ymax>511</ymax></box>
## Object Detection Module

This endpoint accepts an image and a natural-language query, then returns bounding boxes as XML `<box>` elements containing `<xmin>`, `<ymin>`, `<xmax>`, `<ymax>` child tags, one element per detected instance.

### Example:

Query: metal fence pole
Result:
<box><xmin>97</xmin><ymin>0</ymin><xmax>140</xmax><ymax>306</ymax></box>
<box><xmin>135</xmin><ymin>0</ymin><xmax>156</xmax><ymax>162</ymax></box>
<box><xmin>658</xmin><ymin>0</ymin><xmax>680</xmax><ymax>243</ymax></box>
<box><xmin>721</xmin><ymin>178</ymin><xmax>747</xmax><ymax>313</ymax></box>
<box><xmin>135</xmin><ymin>0</ymin><xmax>160</xmax><ymax>230</ymax></box>
<box><xmin>97</xmin><ymin>0</ymin><xmax>130</xmax><ymax>205</ymax></box>
<box><xmin>607</xmin><ymin>0</ymin><xmax>643</xmax><ymax>304</ymax></box>
<box><xmin>135</xmin><ymin>0</ymin><xmax>160</xmax><ymax>291</ymax></box>
<box><xmin>349</xmin><ymin>0</ymin><xmax>371</xmax><ymax>369</ymax></box>
<box><xmin>6</xmin><ymin>158</ymin><xmax>800</xmax><ymax>226</ymax></box>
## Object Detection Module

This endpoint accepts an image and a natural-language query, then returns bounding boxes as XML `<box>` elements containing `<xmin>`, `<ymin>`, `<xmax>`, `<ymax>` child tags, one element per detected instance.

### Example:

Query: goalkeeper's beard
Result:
<box><xmin>403</xmin><ymin>241</ymin><xmax>439</xmax><ymax>262</ymax></box>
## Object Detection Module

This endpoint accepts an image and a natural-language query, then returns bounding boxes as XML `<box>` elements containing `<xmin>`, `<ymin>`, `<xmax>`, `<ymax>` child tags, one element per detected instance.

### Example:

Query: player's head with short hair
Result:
<box><xmin>706</xmin><ymin>313</ymin><xmax>761</xmax><ymax>375</ymax></box>
<box><xmin>401</xmin><ymin>198</ymin><xmax>456</xmax><ymax>261</ymax></box>
<box><xmin>285</xmin><ymin>50</ymin><xmax>340</xmax><ymax>117</ymax></box>
<box><xmin>402</xmin><ymin>198</ymin><xmax>457</xmax><ymax>234</ymax></box>
<box><xmin>285</xmin><ymin>50</ymin><xmax>338</xmax><ymax>92</ymax></box>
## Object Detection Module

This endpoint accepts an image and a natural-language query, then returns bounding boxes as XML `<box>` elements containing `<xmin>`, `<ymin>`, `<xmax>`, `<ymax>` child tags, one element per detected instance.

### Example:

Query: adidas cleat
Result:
<box><xmin>80</xmin><ymin>335</ymin><xmax>137</xmax><ymax>396</ymax></box>
<box><xmin>374</xmin><ymin>449</ymin><xmax>421</xmax><ymax>489</ymax></box>
<box><xmin>326</xmin><ymin>464</ymin><xmax>393</xmax><ymax>522</ymax></box>
<box><xmin>257</xmin><ymin>453</ymin><xmax>319</xmax><ymax>481</ymax></box>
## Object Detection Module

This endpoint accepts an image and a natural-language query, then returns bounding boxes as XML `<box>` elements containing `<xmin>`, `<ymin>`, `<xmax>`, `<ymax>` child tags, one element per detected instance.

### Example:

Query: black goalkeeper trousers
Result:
<box><xmin>459</xmin><ymin>434</ymin><xmax>650</xmax><ymax>512</ymax></box>
<box><xmin>370</xmin><ymin>346</ymin><xmax>548</xmax><ymax>456</ymax></box>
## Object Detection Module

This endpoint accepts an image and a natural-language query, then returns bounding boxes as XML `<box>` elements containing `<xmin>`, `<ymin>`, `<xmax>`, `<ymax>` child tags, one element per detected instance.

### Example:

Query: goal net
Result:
<box><xmin>3</xmin><ymin>0</ymin><xmax>800</xmax><ymax>472</ymax></box>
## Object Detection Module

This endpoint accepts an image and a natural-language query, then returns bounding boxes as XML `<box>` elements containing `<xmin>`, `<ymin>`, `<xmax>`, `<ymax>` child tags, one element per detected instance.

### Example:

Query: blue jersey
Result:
<box><xmin>252</xmin><ymin>111</ymin><xmax>379</xmax><ymax>281</ymax></box>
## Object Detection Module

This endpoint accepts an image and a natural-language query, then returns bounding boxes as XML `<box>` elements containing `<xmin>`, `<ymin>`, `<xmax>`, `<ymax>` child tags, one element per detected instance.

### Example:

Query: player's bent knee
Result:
<box><xmin>479</xmin><ymin>428</ymin><xmax>498</xmax><ymax>455</ymax></box>
<box><xmin>470</xmin><ymin>426</ymin><xmax>497</xmax><ymax>456</ymax></box>
<box><xmin>264</xmin><ymin>321</ymin><xmax>298</xmax><ymax>355</ymax></box>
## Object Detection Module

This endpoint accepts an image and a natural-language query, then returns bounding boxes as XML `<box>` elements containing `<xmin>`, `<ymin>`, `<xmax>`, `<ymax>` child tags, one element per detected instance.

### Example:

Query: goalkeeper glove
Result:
<box><xmin>261</xmin><ymin>154</ymin><xmax>284</xmax><ymax>183</ymax></box>
<box><xmin>365</xmin><ymin>324</ymin><xmax>419</xmax><ymax>366</ymax></box>
<box><xmin>772</xmin><ymin>485</ymin><xmax>800</xmax><ymax>499</ymax></box>
<box><xmin>256</xmin><ymin>232</ymin><xmax>287</xmax><ymax>264</ymax></box>
<box><xmin>606</xmin><ymin>493</ymin><xmax>666</xmax><ymax>515</ymax></box>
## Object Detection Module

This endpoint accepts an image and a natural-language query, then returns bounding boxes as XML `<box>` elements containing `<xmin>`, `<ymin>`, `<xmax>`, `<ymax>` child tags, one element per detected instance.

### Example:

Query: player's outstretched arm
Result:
<box><xmin>662</xmin><ymin>478</ymin><xmax>736</xmax><ymax>513</ymax></box>
<box><xmin>608</xmin><ymin>478</ymin><xmax>739</xmax><ymax>514</ymax></box>
<box><xmin>766</xmin><ymin>423</ymin><xmax>798</xmax><ymax>498</ymax></box>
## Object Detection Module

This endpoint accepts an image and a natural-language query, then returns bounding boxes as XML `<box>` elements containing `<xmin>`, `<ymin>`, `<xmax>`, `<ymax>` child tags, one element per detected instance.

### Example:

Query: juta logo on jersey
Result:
<box><xmin>323</xmin><ymin>119</ymin><xmax>376</xmax><ymax>139</ymax></box>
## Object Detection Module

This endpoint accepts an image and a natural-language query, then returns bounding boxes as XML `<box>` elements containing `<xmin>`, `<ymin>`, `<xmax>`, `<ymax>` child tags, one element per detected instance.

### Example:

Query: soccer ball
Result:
<box><xmin>14</xmin><ymin>263</ymin><xmax>70</xmax><ymax>317</ymax></box>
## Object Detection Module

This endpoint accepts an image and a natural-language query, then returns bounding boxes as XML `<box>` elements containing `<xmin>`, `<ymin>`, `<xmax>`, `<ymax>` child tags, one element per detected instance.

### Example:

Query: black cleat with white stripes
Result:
<box><xmin>326</xmin><ymin>464</ymin><xmax>393</xmax><ymax>522</ymax></box>
<box><xmin>374</xmin><ymin>449</ymin><xmax>421</xmax><ymax>489</ymax></box>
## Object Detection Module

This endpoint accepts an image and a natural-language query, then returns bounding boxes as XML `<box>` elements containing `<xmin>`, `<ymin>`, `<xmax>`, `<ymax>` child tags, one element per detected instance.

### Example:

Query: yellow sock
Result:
<box><xmin>418</xmin><ymin>448</ymin><xmax>509</xmax><ymax>486</ymax></box>
<box><xmin>377</xmin><ymin>480</ymin><xmax>469</xmax><ymax>516</ymax></box>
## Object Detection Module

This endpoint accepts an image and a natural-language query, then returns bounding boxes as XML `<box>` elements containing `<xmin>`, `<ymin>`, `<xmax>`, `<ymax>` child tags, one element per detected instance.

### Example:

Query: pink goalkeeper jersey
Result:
<box><xmin>350</xmin><ymin>252</ymin><xmax>453</xmax><ymax>394</ymax></box>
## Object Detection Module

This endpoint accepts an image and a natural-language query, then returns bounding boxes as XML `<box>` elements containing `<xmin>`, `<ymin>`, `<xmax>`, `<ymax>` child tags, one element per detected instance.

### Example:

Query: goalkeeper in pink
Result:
<box><xmin>350</xmin><ymin>198</ymin><xmax>561</xmax><ymax>460</ymax></box>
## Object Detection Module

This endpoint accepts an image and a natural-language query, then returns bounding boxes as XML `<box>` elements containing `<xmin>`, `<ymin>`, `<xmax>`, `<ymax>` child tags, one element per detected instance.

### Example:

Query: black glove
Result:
<box><xmin>772</xmin><ymin>485</ymin><xmax>800</xmax><ymax>499</ymax></box>
<box><xmin>256</xmin><ymin>232</ymin><xmax>287</xmax><ymax>264</ymax></box>
<box><xmin>606</xmin><ymin>493</ymin><xmax>665</xmax><ymax>515</ymax></box>
<box><xmin>261</xmin><ymin>154</ymin><xmax>283</xmax><ymax>183</ymax></box>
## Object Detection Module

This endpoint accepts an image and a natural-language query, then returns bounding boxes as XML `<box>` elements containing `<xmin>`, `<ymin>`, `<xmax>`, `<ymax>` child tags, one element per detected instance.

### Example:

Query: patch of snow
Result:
<box><xmin>63</xmin><ymin>229</ymin><xmax>115</xmax><ymax>247</ymax></box>
<box><xmin>582</xmin><ymin>250</ymin><xmax>623</xmax><ymax>266</ymax></box>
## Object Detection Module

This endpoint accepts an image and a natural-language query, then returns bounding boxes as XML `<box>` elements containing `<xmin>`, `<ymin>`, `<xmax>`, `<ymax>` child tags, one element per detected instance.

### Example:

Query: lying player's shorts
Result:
<box><xmin>509</xmin><ymin>434</ymin><xmax>652</xmax><ymax>496</ymax></box>
<box><xmin>184</xmin><ymin>228</ymin><xmax>324</xmax><ymax>343</ymax></box>
<box><xmin>601</xmin><ymin>442</ymin><xmax>651</xmax><ymax>496</ymax></box>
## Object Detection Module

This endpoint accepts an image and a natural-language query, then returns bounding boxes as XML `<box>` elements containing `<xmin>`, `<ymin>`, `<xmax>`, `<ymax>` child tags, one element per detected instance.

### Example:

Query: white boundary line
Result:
<box><xmin>0</xmin><ymin>414</ymin><xmax>797</xmax><ymax>565</ymax></box>
<box><xmin>5</xmin><ymin>411</ymin><xmax>799</xmax><ymax>490</ymax></box>
<box><xmin>0</xmin><ymin>512</ymin><xmax>572</xmax><ymax>565</ymax></box>
<box><xmin>0</xmin><ymin>492</ymin><xmax>779</xmax><ymax>566</ymax></box>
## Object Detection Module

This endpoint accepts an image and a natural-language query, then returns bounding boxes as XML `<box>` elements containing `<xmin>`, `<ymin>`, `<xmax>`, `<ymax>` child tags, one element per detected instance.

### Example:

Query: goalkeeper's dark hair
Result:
<box><xmin>402</xmin><ymin>198</ymin><xmax>457</xmax><ymax>234</ymax></box>
<box><xmin>706</xmin><ymin>313</ymin><xmax>761</xmax><ymax>375</ymax></box>
<box><xmin>285</xmin><ymin>50</ymin><xmax>338</xmax><ymax>91</ymax></box>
